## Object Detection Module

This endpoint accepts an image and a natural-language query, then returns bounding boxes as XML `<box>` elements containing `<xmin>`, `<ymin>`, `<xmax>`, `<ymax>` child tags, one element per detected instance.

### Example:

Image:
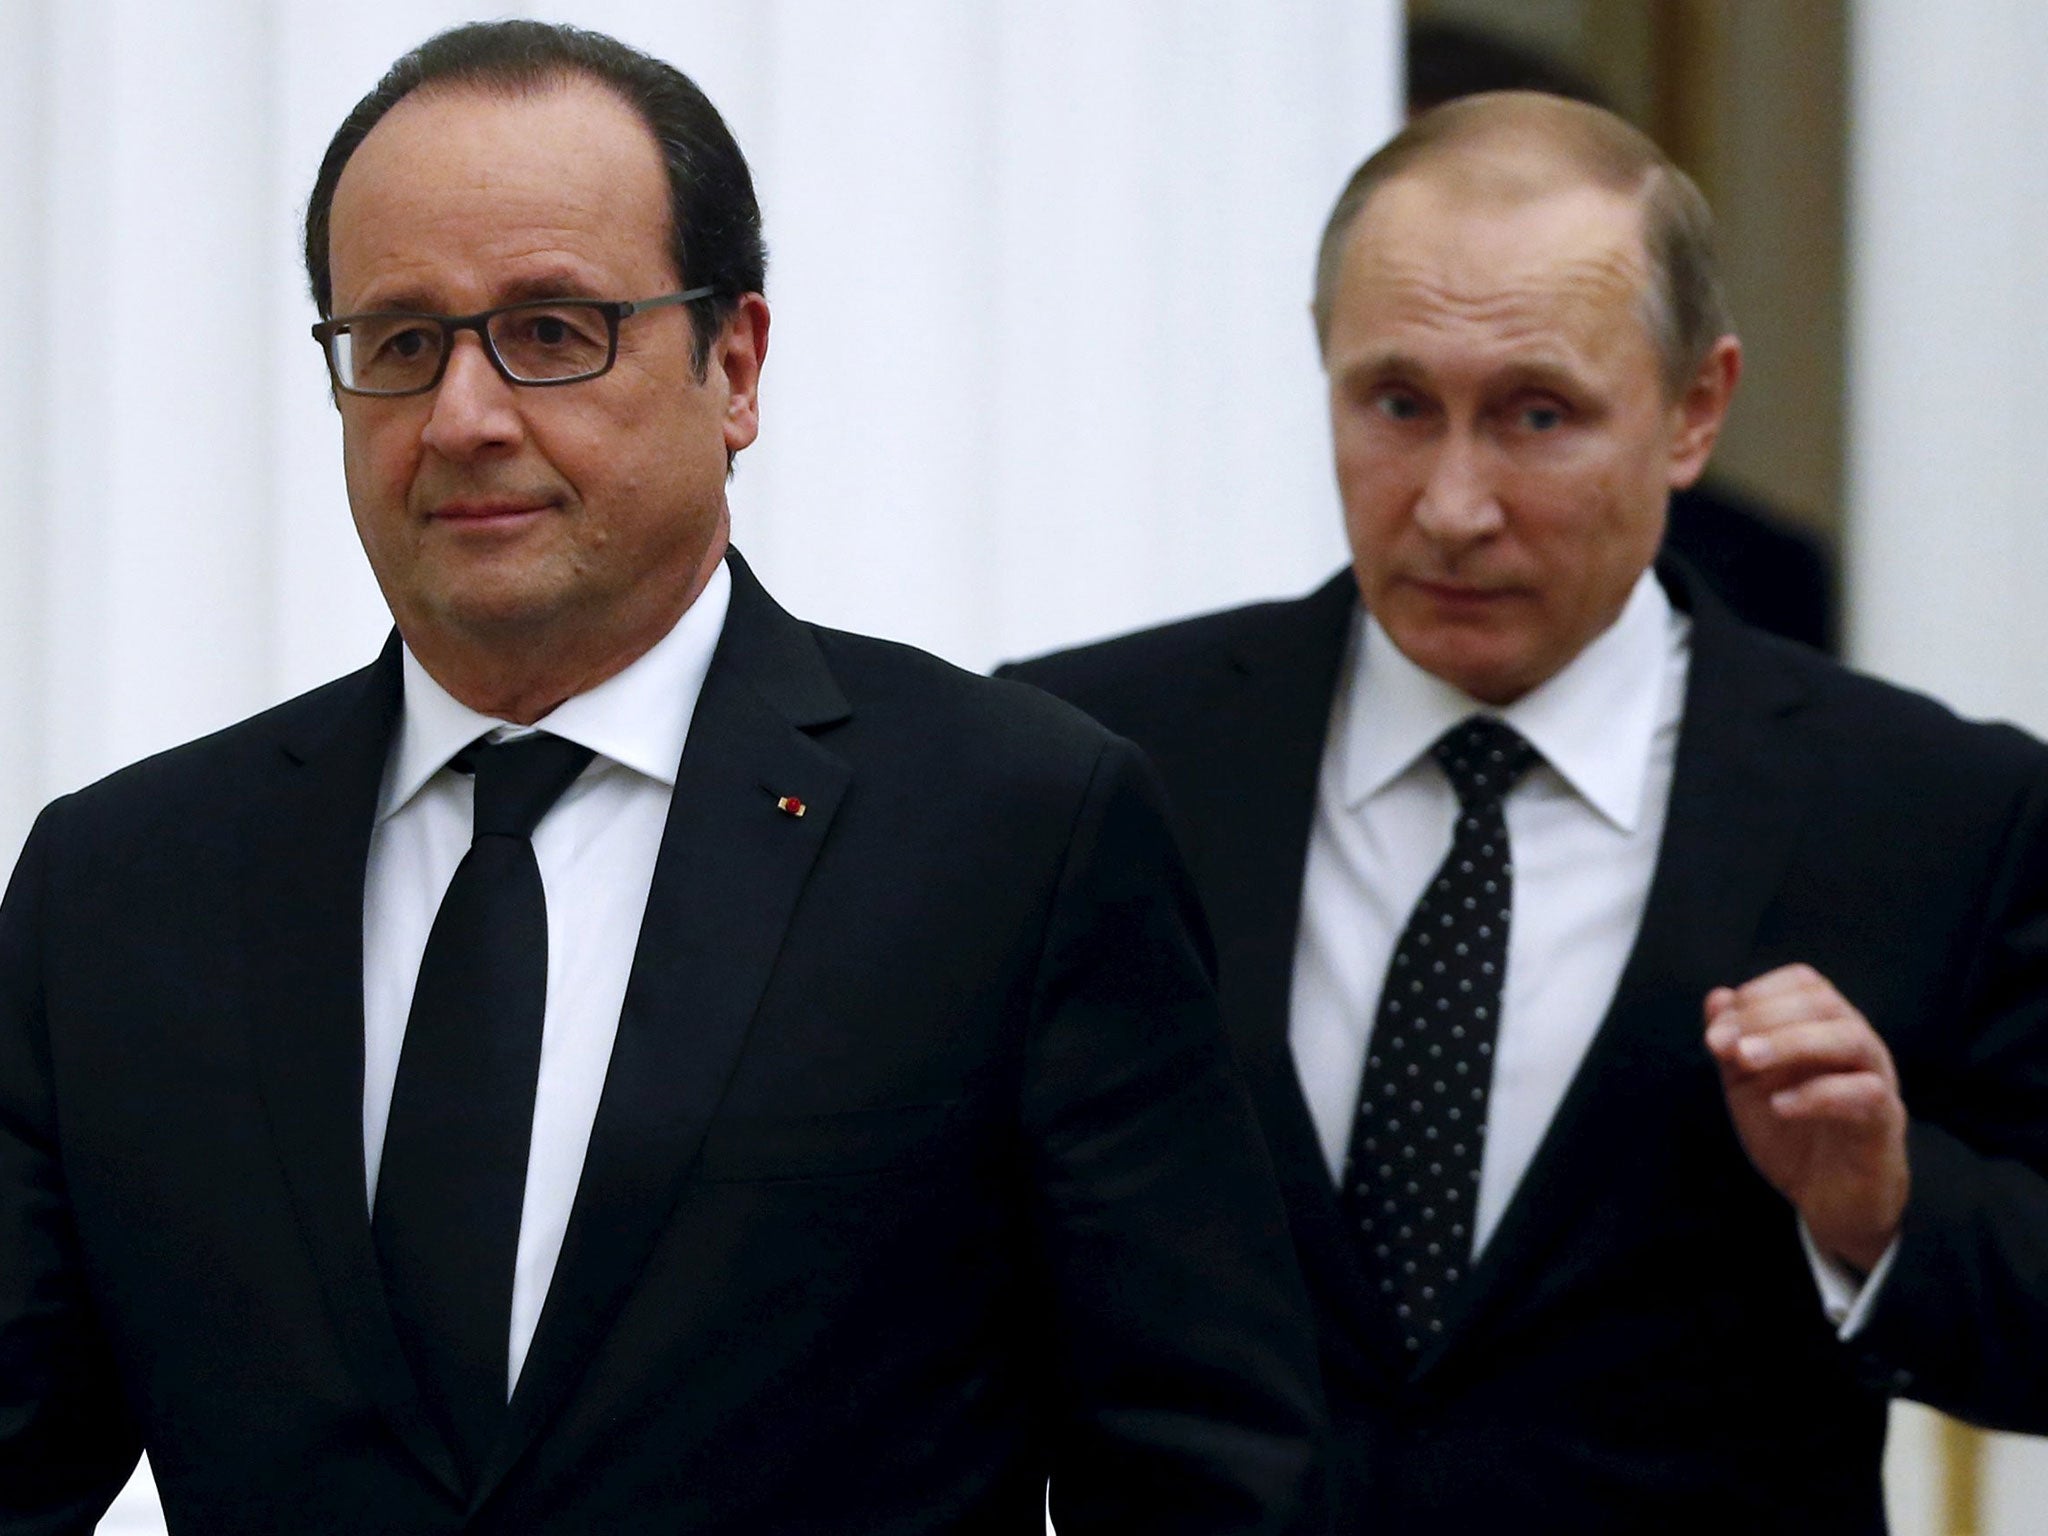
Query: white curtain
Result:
<box><xmin>0</xmin><ymin>0</ymin><xmax>1398</xmax><ymax>878</ymax></box>
<box><xmin>0</xmin><ymin>3</ymin><xmax>1401</xmax><ymax>1528</ymax></box>
<box><xmin>1847</xmin><ymin>3</ymin><xmax>2048</xmax><ymax>1532</ymax></box>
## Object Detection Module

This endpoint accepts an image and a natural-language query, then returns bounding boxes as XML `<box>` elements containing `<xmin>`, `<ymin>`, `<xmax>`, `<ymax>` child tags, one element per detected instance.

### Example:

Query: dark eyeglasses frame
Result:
<box><xmin>310</xmin><ymin>286</ymin><xmax>718</xmax><ymax>397</ymax></box>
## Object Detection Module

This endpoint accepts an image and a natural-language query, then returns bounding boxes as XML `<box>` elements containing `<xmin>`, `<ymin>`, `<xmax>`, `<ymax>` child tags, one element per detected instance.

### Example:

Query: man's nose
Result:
<box><xmin>420</xmin><ymin>333</ymin><xmax>523</xmax><ymax>458</ymax></box>
<box><xmin>1413</xmin><ymin>433</ymin><xmax>1504</xmax><ymax>545</ymax></box>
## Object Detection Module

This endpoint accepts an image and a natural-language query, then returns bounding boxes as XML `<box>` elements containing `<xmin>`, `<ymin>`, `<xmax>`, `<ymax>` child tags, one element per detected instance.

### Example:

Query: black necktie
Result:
<box><xmin>1342</xmin><ymin>715</ymin><xmax>1538</xmax><ymax>1358</ymax></box>
<box><xmin>374</xmin><ymin>731</ymin><xmax>594</xmax><ymax>1478</ymax></box>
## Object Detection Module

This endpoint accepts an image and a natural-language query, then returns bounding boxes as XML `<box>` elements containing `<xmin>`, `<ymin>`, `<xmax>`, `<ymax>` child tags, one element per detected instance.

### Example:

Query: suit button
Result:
<box><xmin>1891</xmin><ymin>1368</ymin><xmax>1914</xmax><ymax>1392</ymax></box>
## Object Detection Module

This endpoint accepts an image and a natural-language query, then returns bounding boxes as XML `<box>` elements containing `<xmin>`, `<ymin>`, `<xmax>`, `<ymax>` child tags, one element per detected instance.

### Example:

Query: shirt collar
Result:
<box><xmin>1339</xmin><ymin>568</ymin><xmax>1681</xmax><ymax>833</ymax></box>
<box><xmin>377</xmin><ymin>557</ymin><xmax>732</xmax><ymax>822</ymax></box>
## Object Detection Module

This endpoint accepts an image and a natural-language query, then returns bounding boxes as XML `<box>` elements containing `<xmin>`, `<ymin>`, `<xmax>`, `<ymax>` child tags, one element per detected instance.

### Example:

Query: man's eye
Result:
<box><xmin>505</xmin><ymin>309</ymin><xmax>604</xmax><ymax>349</ymax></box>
<box><xmin>1518</xmin><ymin>402</ymin><xmax>1566</xmax><ymax>432</ymax></box>
<box><xmin>1375</xmin><ymin>392</ymin><xmax>1424</xmax><ymax>422</ymax></box>
<box><xmin>378</xmin><ymin>326</ymin><xmax>435</xmax><ymax>361</ymax></box>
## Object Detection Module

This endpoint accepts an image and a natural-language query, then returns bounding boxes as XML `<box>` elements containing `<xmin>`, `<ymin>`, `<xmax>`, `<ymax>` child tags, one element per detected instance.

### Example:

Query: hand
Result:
<box><xmin>1703</xmin><ymin>964</ymin><xmax>1909</xmax><ymax>1275</ymax></box>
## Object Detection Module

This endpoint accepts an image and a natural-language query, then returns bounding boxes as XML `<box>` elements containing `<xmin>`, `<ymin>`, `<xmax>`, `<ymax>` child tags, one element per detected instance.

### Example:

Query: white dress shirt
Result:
<box><xmin>362</xmin><ymin>558</ymin><xmax>730</xmax><ymax>1395</ymax></box>
<box><xmin>1288</xmin><ymin>570</ymin><xmax>1888</xmax><ymax>1328</ymax></box>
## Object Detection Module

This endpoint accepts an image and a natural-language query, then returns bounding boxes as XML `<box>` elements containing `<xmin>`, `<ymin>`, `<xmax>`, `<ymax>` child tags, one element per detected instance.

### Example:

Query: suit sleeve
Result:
<box><xmin>1020</xmin><ymin>736</ymin><xmax>1325</xmax><ymax>1534</ymax></box>
<box><xmin>1852</xmin><ymin>767</ymin><xmax>2048</xmax><ymax>1432</ymax></box>
<box><xmin>0</xmin><ymin>806</ymin><xmax>143</xmax><ymax>1534</ymax></box>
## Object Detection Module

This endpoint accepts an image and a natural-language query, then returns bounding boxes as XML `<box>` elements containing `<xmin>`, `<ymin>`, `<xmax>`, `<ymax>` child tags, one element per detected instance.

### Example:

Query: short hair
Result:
<box><xmin>1311</xmin><ymin>92</ymin><xmax>1730</xmax><ymax>396</ymax></box>
<box><xmin>303</xmin><ymin>20</ymin><xmax>765</xmax><ymax>373</ymax></box>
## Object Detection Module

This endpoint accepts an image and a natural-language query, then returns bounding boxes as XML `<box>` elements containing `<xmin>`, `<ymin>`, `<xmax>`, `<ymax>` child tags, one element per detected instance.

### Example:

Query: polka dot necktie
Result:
<box><xmin>1342</xmin><ymin>715</ymin><xmax>1539</xmax><ymax>1358</ymax></box>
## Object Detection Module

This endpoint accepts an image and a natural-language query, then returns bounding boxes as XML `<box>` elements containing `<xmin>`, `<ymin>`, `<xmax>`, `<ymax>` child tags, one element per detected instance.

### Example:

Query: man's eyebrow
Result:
<box><xmin>493</xmin><ymin>270</ymin><xmax>610</xmax><ymax>305</ymax></box>
<box><xmin>1332</xmin><ymin>350</ymin><xmax>1592</xmax><ymax>398</ymax></box>
<box><xmin>338</xmin><ymin>284</ymin><xmax>438</xmax><ymax>316</ymax></box>
<box><xmin>1334</xmin><ymin>350</ymin><xmax>1429</xmax><ymax>388</ymax></box>
<box><xmin>342</xmin><ymin>270</ymin><xmax>609</xmax><ymax>316</ymax></box>
<box><xmin>1488</xmin><ymin>359</ymin><xmax>1593</xmax><ymax>398</ymax></box>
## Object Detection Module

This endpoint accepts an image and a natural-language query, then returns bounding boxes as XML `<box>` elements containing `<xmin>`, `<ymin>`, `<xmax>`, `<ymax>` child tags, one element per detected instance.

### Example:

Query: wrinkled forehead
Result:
<box><xmin>328</xmin><ymin>78</ymin><xmax>674</xmax><ymax>309</ymax></box>
<box><xmin>1335</xmin><ymin>168</ymin><xmax>1657</xmax><ymax>349</ymax></box>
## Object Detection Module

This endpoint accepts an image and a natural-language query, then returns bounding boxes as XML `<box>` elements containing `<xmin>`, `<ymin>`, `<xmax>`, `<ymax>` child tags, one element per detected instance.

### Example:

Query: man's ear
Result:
<box><xmin>1667</xmin><ymin>334</ymin><xmax>1741</xmax><ymax>491</ymax></box>
<box><xmin>717</xmin><ymin>292</ymin><xmax>771</xmax><ymax>456</ymax></box>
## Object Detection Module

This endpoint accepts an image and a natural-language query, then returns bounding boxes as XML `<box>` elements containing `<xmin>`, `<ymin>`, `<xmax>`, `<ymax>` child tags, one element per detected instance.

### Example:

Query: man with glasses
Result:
<box><xmin>0</xmin><ymin>22</ymin><xmax>1320</xmax><ymax>1534</ymax></box>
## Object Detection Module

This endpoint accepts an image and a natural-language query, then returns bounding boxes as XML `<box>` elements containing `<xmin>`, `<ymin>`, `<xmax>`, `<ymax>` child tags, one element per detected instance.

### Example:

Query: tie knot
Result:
<box><xmin>1430</xmin><ymin>716</ymin><xmax>1538</xmax><ymax>811</ymax></box>
<box><xmin>457</xmin><ymin>734</ymin><xmax>596</xmax><ymax>840</ymax></box>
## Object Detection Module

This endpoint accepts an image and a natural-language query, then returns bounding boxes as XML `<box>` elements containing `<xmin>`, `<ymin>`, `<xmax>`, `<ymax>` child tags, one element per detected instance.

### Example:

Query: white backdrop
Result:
<box><xmin>0</xmin><ymin>0</ymin><xmax>1394</xmax><ymax>876</ymax></box>
<box><xmin>0</xmin><ymin>3</ymin><xmax>1399</xmax><ymax>1529</ymax></box>
<box><xmin>1846</xmin><ymin>3</ymin><xmax>2048</xmax><ymax>1531</ymax></box>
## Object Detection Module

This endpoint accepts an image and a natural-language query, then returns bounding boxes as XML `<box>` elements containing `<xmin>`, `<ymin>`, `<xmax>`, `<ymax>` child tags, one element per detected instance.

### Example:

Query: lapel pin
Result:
<box><xmin>775</xmin><ymin>794</ymin><xmax>807</xmax><ymax>818</ymax></box>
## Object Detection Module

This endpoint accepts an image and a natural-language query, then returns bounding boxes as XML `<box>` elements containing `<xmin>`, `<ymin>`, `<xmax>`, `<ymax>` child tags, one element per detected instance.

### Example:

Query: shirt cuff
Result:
<box><xmin>1799</xmin><ymin>1218</ymin><xmax>1901</xmax><ymax>1339</ymax></box>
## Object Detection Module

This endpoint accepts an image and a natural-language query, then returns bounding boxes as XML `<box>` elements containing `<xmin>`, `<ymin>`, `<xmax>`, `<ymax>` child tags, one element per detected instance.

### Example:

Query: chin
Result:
<box><xmin>1387</xmin><ymin>626</ymin><xmax>1525</xmax><ymax>706</ymax></box>
<box><xmin>424</xmin><ymin>582</ymin><xmax>574</xmax><ymax>640</ymax></box>
<box><xmin>1431</xmin><ymin>667</ymin><xmax>1525</xmax><ymax>707</ymax></box>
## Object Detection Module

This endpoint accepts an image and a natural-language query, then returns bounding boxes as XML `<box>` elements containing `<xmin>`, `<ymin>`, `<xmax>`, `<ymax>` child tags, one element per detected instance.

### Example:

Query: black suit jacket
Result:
<box><xmin>1005</xmin><ymin>562</ymin><xmax>2048</xmax><ymax>1534</ymax></box>
<box><xmin>0</xmin><ymin>552</ymin><xmax>1322</xmax><ymax>1535</ymax></box>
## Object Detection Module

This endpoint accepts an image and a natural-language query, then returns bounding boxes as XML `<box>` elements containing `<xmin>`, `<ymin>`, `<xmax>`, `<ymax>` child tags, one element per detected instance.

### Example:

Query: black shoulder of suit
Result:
<box><xmin>999</xmin><ymin>570</ymin><xmax>1356</xmax><ymax>718</ymax></box>
<box><xmin>1667</xmin><ymin>549</ymin><xmax>2048</xmax><ymax>778</ymax></box>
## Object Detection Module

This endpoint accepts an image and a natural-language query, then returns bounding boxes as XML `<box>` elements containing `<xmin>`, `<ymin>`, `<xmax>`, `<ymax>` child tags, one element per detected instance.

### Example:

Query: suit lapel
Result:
<box><xmin>484</xmin><ymin>553</ymin><xmax>851</xmax><ymax>1496</ymax></box>
<box><xmin>243</xmin><ymin>639</ymin><xmax>465</xmax><ymax>1496</ymax></box>
<box><xmin>1186</xmin><ymin>575</ymin><xmax>1398</xmax><ymax>1362</ymax></box>
<box><xmin>1202</xmin><ymin>574</ymin><xmax>1357</xmax><ymax>1095</ymax></box>
<box><xmin>1421</xmin><ymin>565</ymin><xmax>1824</xmax><ymax>1369</ymax></box>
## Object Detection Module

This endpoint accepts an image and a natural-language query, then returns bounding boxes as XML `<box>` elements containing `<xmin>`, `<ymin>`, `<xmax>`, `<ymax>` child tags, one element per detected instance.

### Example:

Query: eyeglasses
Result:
<box><xmin>310</xmin><ymin>286</ymin><xmax>717</xmax><ymax>396</ymax></box>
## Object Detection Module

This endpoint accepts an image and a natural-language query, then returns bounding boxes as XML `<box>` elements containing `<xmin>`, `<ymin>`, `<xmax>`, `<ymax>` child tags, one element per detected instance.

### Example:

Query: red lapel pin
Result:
<box><xmin>775</xmin><ymin>794</ymin><xmax>807</xmax><ymax>818</ymax></box>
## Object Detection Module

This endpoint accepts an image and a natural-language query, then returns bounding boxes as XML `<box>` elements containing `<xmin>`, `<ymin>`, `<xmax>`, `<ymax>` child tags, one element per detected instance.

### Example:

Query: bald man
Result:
<box><xmin>1006</xmin><ymin>93</ymin><xmax>2048</xmax><ymax>1533</ymax></box>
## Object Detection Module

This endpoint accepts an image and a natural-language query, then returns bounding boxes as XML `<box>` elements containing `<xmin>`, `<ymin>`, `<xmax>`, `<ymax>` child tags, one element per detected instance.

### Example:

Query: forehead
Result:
<box><xmin>1326</xmin><ymin>170</ymin><xmax>1657</xmax><ymax>377</ymax></box>
<box><xmin>328</xmin><ymin>78</ymin><xmax>673</xmax><ymax>310</ymax></box>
